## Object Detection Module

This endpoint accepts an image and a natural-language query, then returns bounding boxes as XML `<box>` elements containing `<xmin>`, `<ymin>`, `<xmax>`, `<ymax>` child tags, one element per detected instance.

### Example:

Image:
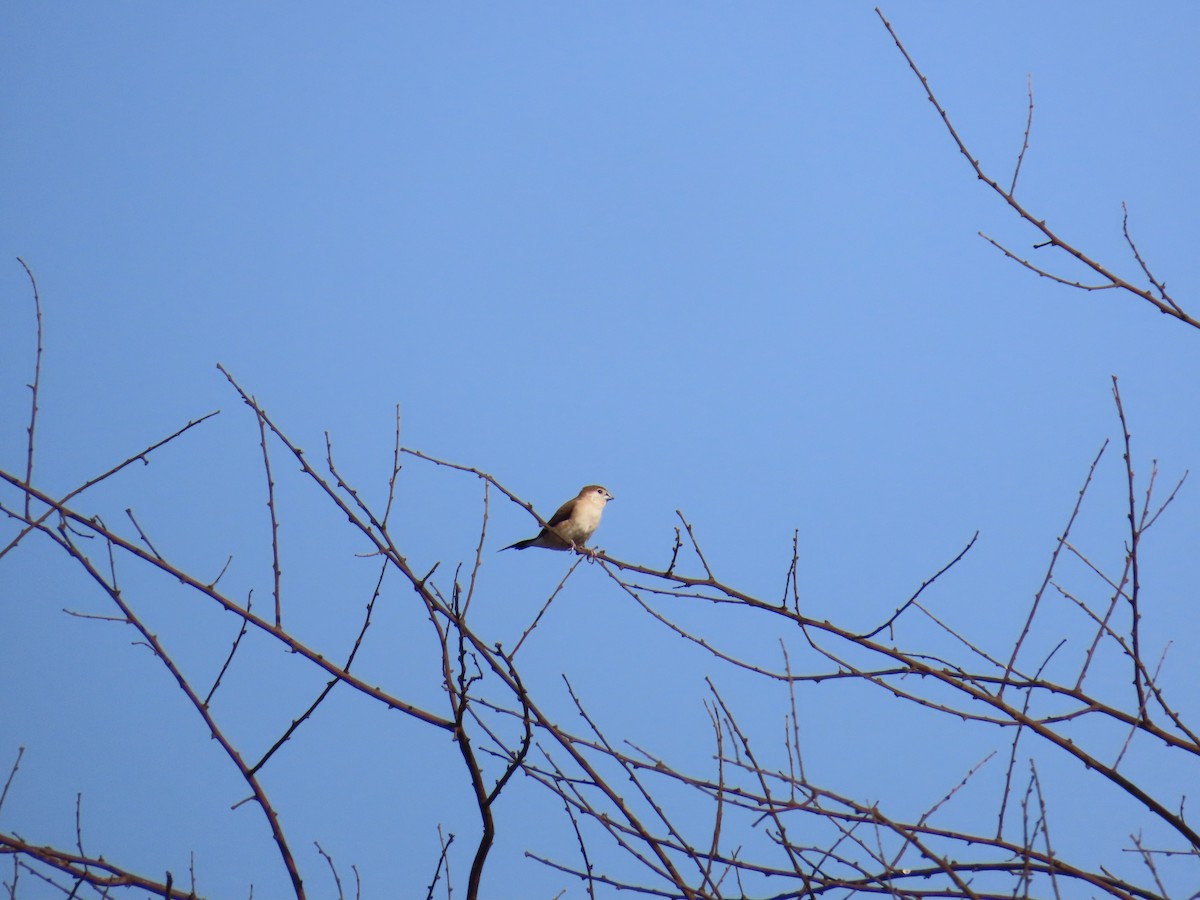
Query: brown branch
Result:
<box><xmin>1000</xmin><ymin>440</ymin><xmax>1107</xmax><ymax>696</ymax></box>
<box><xmin>1073</xmin><ymin>529</ymin><xmax>1136</xmax><ymax>692</ymax></box>
<box><xmin>461</xmin><ymin>479</ymin><xmax>491</xmax><ymax>619</ymax></box>
<box><xmin>424</xmin><ymin>827</ymin><xmax>454</xmax><ymax>900</ymax></box>
<box><xmin>462</xmin><ymin>647</ymin><xmax>533</xmax><ymax>899</ymax></box>
<box><xmin>214</xmin><ymin>387</ymin><xmax>703</xmax><ymax>892</ymax></box>
<box><xmin>780</xmin><ymin>529</ymin><xmax>801</xmax><ymax>614</ymax></box>
<box><xmin>1122</xmin><ymin>203</ymin><xmax>1181</xmax><ymax>315</ymax></box>
<box><xmin>0</xmin><ymin>410</ymin><xmax>220</xmax><ymax>562</ymax></box>
<box><xmin>399</xmin><ymin>446</ymin><xmax>585</xmax><ymax>553</ymax></box>
<box><xmin>600</xmin><ymin>527</ymin><xmax>1200</xmax><ymax>752</ymax></box>
<box><xmin>204</xmin><ymin>591</ymin><xmax>253</xmax><ymax>707</ymax></box>
<box><xmin>998</xmin><ymin>642</ymin><xmax>1065</xmax><ymax>842</ymax></box>
<box><xmin>875</xmin><ymin>8</ymin><xmax>1198</xmax><ymax>330</ymax></box>
<box><xmin>527</xmin><ymin>735</ymin><xmax>1161</xmax><ymax>898</ymax></box>
<box><xmin>664</xmin><ymin>525</ymin><xmax>683</xmax><ymax>578</ymax></box>
<box><xmin>859</xmin><ymin>530</ymin><xmax>978</xmax><ymax>639</ymax></box>
<box><xmin>593</xmin><ymin>547</ymin><xmax>1200</xmax><ymax>850</ymax></box>
<box><xmin>27</xmin><ymin>520</ymin><xmax>307</xmax><ymax>898</ymax></box>
<box><xmin>1142</xmin><ymin>468</ymin><xmax>1188</xmax><ymax>533</ymax></box>
<box><xmin>1019</xmin><ymin>761</ymin><xmax>1062</xmax><ymax>900</ymax></box>
<box><xmin>15</xmin><ymin>258</ymin><xmax>42</xmax><ymax>521</ymax></box>
<box><xmin>431</xmin><ymin>580</ymin><xmax>532</xmax><ymax>900</ymax></box>
<box><xmin>1055</xmin><ymin>571</ymin><xmax>1197</xmax><ymax>749</ymax></box>
<box><xmin>255</xmin><ymin>403</ymin><xmax>284</xmax><ymax>627</ymax></box>
<box><xmin>0</xmin><ymin>747</ymin><xmax>23</xmax><ymax>816</ymax></box>
<box><xmin>675</xmin><ymin>511</ymin><xmax>714</xmax><ymax>581</ymax></box>
<box><xmin>561</xmin><ymin>792</ymin><xmax>598</xmax><ymax>900</ymax></box>
<box><xmin>978</xmin><ymin>233</ymin><xmax>1120</xmax><ymax>291</ymax></box>
<box><xmin>524</xmin><ymin>693</ymin><xmax>1163</xmax><ymax>898</ymax></box>
<box><xmin>1130</xmin><ymin>834</ymin><xmax>1170</xmax><ymax>898</ymax></box>
<box><xmin>1009</xmin><ymin>74</ymin><xmax>1034</xmax><ymax>196</ymax></box>
<box><xmin>706</xmin><ymin>681</ymin><xmax>807</xmax><ymax>880</ymax></box>
<box><xmin>1111</xmin><ymin>377</ymin><xmax>1147</xmax><ymax>720</ymax></box>
<box><xmin>124</xmin><ymin>507</ymin><xmax>164</xmax><ymax>560</ymax></box>
<box><xmin>702</xmin><ymin>702</ymin><xmax>727</xmax><ymax>891</ymax></box>
<box><xmin>73</xmin><ymin>791</ymin><xmax>86</xmax><ymax>869</ymax></box>
<box><xmin>381</xmin><ymin>405</ymin><xmax>403</xmax><ymax>529</ymax></box>
<box><xmin>566</xmin><ymin>676</ymin><xmax>716</xmax><ymax>895</ymax></box>
<box><xmin>0</xmin><ymin>472</ymin><xmax>454</xmax><ymax>731</ymax></box>
<box><xmin>445</xmin><ymin>597</ymin><xmax>495</xmax><ymax>900</ymax></box>
<box><xmin>1116</xmin><ymin>646</ymin><xmax>1172</xmax><ymax>770</ymax></box>
<box><xmin>1</xmin><ymin>831</ymin><xmax>204</xmax><ymax>899</ymax></box>
<box><xmin>250</xmin><ymin>557</ymin><xmax>391</xmax><ymax>775</ymax></box>
<box><xmin>780</xmin><ymin>643</ymin><xmax>807</xmax><ymax>789</ymax></box>
<box><xmin>510</xmin><ymin>556</ymin><xmax>584</xmax><ymax>658</ymax></box>
<box><xmin>314</xmin><ymin>841</ymin><xmax>344</xmax><ymax>900</ymax></box>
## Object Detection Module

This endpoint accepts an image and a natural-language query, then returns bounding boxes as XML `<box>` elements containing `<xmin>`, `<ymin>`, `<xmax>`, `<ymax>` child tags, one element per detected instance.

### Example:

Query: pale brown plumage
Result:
<box><xmin>501</xmin><ymin>485</ymin><xmax>614</xmax><ymax>552</ymax></box>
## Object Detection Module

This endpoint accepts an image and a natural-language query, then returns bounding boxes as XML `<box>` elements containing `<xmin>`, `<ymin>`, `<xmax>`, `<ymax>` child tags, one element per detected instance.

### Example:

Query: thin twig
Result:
<box><xmin>124</xmin><ymin>508</ymin><xmax>164</xmax><ymax>560</ymax></box>
<box><xmin>1122</xmin><ymin>203</ymin><xmax>1181</xmax><ymax>314</ymax></box>
<box><xmin>511</xmin><ymin>556</ymin><xmax>584</xmax><ymax>658</ymax></box>
<box><xmin>381</xmin><ymin>405</ymin><xmax>403</xmax><ymax>529</ymax></box>
<box><xmin>314</xmin><ymin>842</ymin><xmax>344</xmax><ymax>900</ymax></box>
<box><xmin>1111</xmin><ymin>377</ymin><xmax>1147</xmax><ymax>720</ymax></box>
<box><xmin>1009</xmin><ymin>74</ymin><xmax>1034</xmax><ymax>196</ymax></box>
<box><xmin>1000</xmin><ymin>441</ymin><xmax>1107</xmax><ymax>697</ymax></box>
<box><xmin>0</xmin><ymin>832</ymin><xmax>203</xmax><ymax>899</ymax></box>
<box><xmin>424</xmin><ymin>827</ymin><xmax>454</xmax><ymax>900</ymax></box>
<box><xmin>2</xmin><ymin>473</ymin><xmax>455</xmax><ymax>731</ymax></box>
<box><xmin>16</xmin><ymin>258</ymin><xmax>42</xmax><ymax>521</ymax></box>
<box><xmin>859</xmin><ymin>531</ymin><xmax>978</xmax><ymax>640</ymax></box>
<box><xmin>50</xmin><ymin>525</ymin><xmax>306</xmax><ymax>898</ymax></box>
<box><xmin>876</xmin><ymin>8</ymin><xmax>1197</xmax><ymax>330</ymax></box>
<box><xmin>255</xmin><ymin>403</ymin><xmax>284</xmax><ymax>628</ymax></box>
<box><xmin>0</xmin><ymin>748</ymin><xmax>23</xmax><ymax>815</ymax></box>
<box><xmin>0</xmin><ymin>411</ymin><xmax>219</xmax><ymax>562</ymax></box>
<box><xmin>204</xmin><ymin>592</ymin><xmax>254</xmax><ymax>707</ymax></box>
<box><xmin>676</xmin><ymin>511</ymin><xmax>714</xmax><ymax>581</ymax></box>
<box><xmin>250</xmin><ymin>558</ymin><xmax>391</xmax><ymax>776</ymax></box>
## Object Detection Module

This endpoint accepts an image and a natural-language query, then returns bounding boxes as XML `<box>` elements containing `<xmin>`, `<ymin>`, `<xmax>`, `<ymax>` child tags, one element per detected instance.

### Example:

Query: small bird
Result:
<box><xmin>501</xmin><ymin>485</ymin><xmax>614</xmax><ymax>553</ymax></box>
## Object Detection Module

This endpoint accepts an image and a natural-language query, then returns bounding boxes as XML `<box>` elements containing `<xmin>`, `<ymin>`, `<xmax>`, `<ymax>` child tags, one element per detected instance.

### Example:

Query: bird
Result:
<box><xmin>501</xmin><ymin>485</ymin><xmax>614</xmax><ymax>554</ymax></box>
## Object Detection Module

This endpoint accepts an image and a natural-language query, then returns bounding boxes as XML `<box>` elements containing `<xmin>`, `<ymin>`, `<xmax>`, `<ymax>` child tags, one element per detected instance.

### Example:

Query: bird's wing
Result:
<box><xmin>546</xmin><ymin>496</ymin><xmax>578</xmax><ymax>528</ymax></box>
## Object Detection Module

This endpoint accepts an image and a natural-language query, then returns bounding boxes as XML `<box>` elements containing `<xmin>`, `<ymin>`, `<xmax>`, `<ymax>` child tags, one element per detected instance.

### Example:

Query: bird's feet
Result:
<box><xmin>573</xmin><ymin>543</ymin><xmax>600</xmax><ymax>562</ymax></box>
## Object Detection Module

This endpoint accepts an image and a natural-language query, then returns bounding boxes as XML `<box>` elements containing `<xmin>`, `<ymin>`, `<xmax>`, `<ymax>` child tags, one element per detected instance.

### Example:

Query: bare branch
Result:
<box><xmin>1</xmin><ymin>831</ymin><xmax>204</xmax><ymax>899</ymax></box>
<box><xmin>876</xmin><ymin>8</ymin><xmax>1197</xmax><ymax>330</ymax></box>
<box><xmin>0</xmin><ymin>410</ymin><xmax>220</xmax><ymax>562</ymax></box>
<box><xmin>1009</xmin><ymin>74</ymin><xmax>1034</xmax><ymax>196</ymax></box>
<box><xmin>204</xmin><ymin>591</ymin><xmax>254</xmax><ymax>707</ymax></box>
<box><xmin>1112</xmin><ymin>377</ymin><xmax>1148</xmax><ymax>720</ymax></box>
<box><xmin>1001</xmin><ymin>440</ymin><xmax>1107</xmax><ymax>696</ymax></box>
<box><xmin>0</xmin><ymin>748</ymin><xmax>23</xmax><ymax>816</ymax></box>
<box><xmin>255</xmin><ymin>403</ymin><xmax>284</xmax><ymax>627</ymax></box>
<box><xmin>859</xmin><ymin>530</ymin><xmax>978</xmax><ymax>640</ymax></box>
<box><xmin>15</xmin><ymin>258</ymin><xmax>42</xmax><ymax>521</ymax></box>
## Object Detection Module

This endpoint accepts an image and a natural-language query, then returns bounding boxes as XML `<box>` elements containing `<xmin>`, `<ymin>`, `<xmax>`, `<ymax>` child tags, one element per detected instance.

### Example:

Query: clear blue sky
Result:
<box><xmin>3</xmin><ymin>4</ymin><xmax>1198</xmax><ymax>897</ymax></box>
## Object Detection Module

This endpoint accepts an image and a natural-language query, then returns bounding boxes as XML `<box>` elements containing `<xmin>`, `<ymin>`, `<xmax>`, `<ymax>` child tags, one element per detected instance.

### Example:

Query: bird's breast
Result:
<box><xmin>560</xmin><ymin>504</ymin><xmax>603</xmax><ymax>541</ymax></box>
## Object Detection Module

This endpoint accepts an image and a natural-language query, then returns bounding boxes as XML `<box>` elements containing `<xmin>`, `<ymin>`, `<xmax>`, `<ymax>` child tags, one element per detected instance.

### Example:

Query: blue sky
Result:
<box><xmin>3</xmin><ymin>4</ymin><xmax>1199</xmax><ymax>897</ymax></box>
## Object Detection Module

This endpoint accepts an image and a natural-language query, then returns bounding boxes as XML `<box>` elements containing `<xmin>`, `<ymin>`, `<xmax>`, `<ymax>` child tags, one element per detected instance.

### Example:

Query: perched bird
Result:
<box><xmin>501</xmin><ymin>485</ymin><xmax>614</xmax><ymax>553</ymax></box>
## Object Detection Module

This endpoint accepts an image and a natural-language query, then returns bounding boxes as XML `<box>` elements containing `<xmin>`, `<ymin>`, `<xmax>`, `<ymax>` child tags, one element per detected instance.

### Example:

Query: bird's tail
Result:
<box><xmin>499</xmin><ymin>539</ymin><xmax>534</xmax><ymax>552</ymax></box>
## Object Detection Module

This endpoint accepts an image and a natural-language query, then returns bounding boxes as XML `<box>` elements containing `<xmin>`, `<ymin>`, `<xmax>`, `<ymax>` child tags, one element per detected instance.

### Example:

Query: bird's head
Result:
<box><xmin>580</xmin><ymin>485</ymin><xmax>614</xmax><ymax>506</ymax></box>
